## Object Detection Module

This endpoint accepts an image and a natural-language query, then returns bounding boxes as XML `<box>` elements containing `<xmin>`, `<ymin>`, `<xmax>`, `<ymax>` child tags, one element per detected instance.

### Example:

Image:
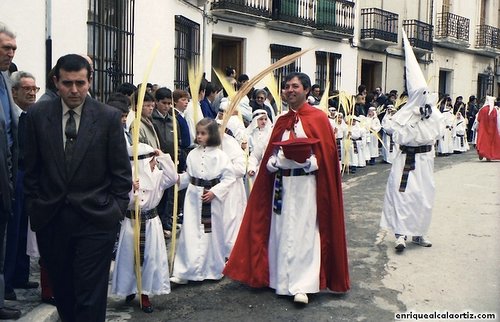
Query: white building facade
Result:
<box><xmin>1</xmin><ymin>0</ymin><xmax>498</xmax><ymax>102</ymax></box>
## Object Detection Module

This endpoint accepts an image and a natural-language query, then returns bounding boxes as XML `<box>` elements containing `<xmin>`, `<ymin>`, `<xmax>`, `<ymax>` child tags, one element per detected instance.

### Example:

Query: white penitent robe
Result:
<box><xmin>172</xmin><ymin>146</ymin><xmax>236</xmax><ymax>281</ymax></box>
<box><xmin>333</xmin><ymin>120</ymin><xmax>347</xmax><ymax>166</ymax></box>
<box><xmin>367</xmin><ymin>116</ymin><xmax>382</xmax><ymax>158</ymax></box>
<box><xmin>348</xmin><ymin>123</ymin><xmax>364</xmax><ymax>167</ymax></box>
<box><xmin>112</xmin><ymin>154</ymin><xmax>178</xmax><ymax>296</ymax></box>
<box><xmin>381</xmin><ymin>114</ymin><xmax>398</xmax><ymax>164</ymax></box>
<box><xmin>221</xmin><ymin>134</ymin><xmax>248</xmax><ymax>258</ymax></box>
<box><xmin>452</xmin><ymin>117</ymin><xmax>469</xmax><ymax>152</ymax></box>
<box><xmin>247</xmin><ymin>127</ymin><xmax>272</xmax><ymax>176</ymax></box>
<box><xmin>437</xmin><ymin>109</ymin><xmax>454</xmax><ymax>154</ymax></box>
<box><xmin>267</xmin><ymin>119</ymin><xmax>321</xmax><ymax>296</ymax></box>
<box><xmin>380</xmin><ymin>111</ymin><xmax>444</xmax><ymax>236</ymax></box>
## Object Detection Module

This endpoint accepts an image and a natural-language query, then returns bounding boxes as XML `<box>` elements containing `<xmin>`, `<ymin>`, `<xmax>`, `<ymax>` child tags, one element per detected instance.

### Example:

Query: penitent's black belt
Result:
<box><xmin>190</xmin><ymin>177</ymin><xmax>220</xmax><ymax>233</ymax></box>
<box><xmin>399</xmin><ymin>145</ymin><xmax>432</xmax><ymax>192</ymax></box>
<box><xmin>190</xmin><ymin>177</ymin><xmax>220</xmax><ymax>188</ymax></box>
<box><xmin>125</xmin><ymin>208</ymin><xmax>158</xmax><ymax>220</ymax></box>
<box><xmin>279</xmin><ymin>168</ymin><xmax>316</xmax><ymax>177</ymax></box>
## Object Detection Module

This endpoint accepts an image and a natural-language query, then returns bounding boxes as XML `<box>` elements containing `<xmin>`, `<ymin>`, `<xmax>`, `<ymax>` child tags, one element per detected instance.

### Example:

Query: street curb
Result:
<box><xmin>18</xmin><ymin>304</ymin><xmax>59</xmax><ymax>322</ymax></box>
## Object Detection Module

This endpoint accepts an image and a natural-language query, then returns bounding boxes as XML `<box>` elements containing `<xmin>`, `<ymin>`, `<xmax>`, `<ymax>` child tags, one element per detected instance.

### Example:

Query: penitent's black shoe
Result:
<box><xmin>0</xmin><ymin>307</ymin><xmax>21</xmax><ymax>320</ymax></box>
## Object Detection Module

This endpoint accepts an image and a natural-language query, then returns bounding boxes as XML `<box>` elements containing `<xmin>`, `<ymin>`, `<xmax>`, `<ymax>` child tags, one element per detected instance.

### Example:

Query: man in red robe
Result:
<box><xmin>476</xmin><ymin>96</ymin><xmax>500</xmax><ymax>161</ymax></box>
<box><xmin>223</xmin><ymin>72</ymin><xmax>349</xmax><ymax>304</ymax></box>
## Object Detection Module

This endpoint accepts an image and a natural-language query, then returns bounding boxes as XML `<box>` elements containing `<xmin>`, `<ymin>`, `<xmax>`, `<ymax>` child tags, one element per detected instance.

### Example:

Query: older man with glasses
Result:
<box><xmin>4</xmin><ymin>71</ymin><xmax>41</xmax><ymax>303</ymax></box>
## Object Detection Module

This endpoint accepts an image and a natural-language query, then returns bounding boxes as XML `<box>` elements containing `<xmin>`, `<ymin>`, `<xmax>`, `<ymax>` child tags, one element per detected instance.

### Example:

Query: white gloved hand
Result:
<box><xmin>266</xmin><ymin>155</ymin><xmax>279</xmax><ymax>173</ymax></box>
<box><xmin>303</xmin><ymin>155</ymin><xmax>319</xmax><ymax>173</ymax></box>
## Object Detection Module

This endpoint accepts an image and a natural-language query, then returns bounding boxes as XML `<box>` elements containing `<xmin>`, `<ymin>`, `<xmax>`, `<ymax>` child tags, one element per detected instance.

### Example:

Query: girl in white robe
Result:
<box><xmin>170</xmin><ymin>118</ymin><xmax>236</xmax><ymax>283</ymax></box>
<box><xmin>111</xmin><ymin>144</ymin><xmax>178</xmax><ymax>313</ymax></box>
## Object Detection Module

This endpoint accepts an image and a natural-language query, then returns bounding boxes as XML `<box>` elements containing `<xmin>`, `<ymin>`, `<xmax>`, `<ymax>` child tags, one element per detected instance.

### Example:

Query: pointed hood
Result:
<box><xmin>392</xmin><ymin>29</ymin><xmax>440</xmax><ymax>126</ymax></box>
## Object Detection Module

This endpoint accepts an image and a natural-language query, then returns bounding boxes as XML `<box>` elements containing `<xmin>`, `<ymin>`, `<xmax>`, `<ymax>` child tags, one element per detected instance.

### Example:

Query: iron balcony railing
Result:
<box><xmin>360</xmin><ymin>8</ymin><xmax>398</xmax><ymax>43</ymax></box>
<box><xmin>435</xmin><ymin>11</ymin><xmax>469</xmax><ymax>42</ymax></box>
<box><xmin>315</xmin><ymin>0</ymin><xmax>354</xmax><ymax>36</ymax></box>
<box><xmin>211</xmin><ymin>0</ymin><xmax>272</xmax><ymax>18</ymax></box>
<box><xmin>403</xmin><ymin>19</ymin><xmax>433</xmax><ymax>51</ymax></box>
<box><xmin>476</xmin><ymin>25</ymin><xmax>500</xmax><ymax>50</ymax></box>
<box><xmin>272</xmin><ymin>0</ymin><xmax>316</xmax><ymax>27</ymax></box>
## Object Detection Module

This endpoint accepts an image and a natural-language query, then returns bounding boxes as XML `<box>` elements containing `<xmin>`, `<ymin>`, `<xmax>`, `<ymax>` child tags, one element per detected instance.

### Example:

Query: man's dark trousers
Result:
<box><xmin>36</xmin><ymin>206</ymin><xmax>118</xmax><ymax>322</ymax></box>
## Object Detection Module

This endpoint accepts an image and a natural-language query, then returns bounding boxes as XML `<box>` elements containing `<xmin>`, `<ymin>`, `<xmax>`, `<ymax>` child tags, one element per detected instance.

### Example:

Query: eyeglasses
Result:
<box><xmin>19</xmin><ymin>86</ymin><xmax>40</xmax><ymax>93</ymax></box>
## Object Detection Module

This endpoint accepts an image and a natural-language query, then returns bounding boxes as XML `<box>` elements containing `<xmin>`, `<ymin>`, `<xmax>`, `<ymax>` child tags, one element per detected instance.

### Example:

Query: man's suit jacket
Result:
<box><xmin>0</xmin><ymin>71</ymin><xmax>18</xmax><ymax>218</ymax></box>
<box><xmin>24</xmin><ymin>96</ymin><xmax>132</xmax><ymax>232</ymax></box>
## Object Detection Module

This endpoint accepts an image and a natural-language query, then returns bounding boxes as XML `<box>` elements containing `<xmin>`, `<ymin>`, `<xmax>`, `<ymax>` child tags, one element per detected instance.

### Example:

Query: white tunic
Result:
<box><xmin>112</xmin><ymin>154</ymin><xmax>178</xmax><ymax>296</ymax></box>
<box><xmin>172</xmin><ymin>146</ymin><xmax>236</xmax><ymax>281</ymax></box>
<box><xmin>267</xmin><ymin>119</ymin><xmax>321</xmax><ymax>296</ymax></box>
<box><xmin>333</xmin><ymin>120</ymin><xmax>347</xmax><ymax>166</ymax></box>
<box><xmin>380</xmin><ymin>110</ymin><xmax>444</xmax><ymax>236</ymax></box>
<box><xmin>367</xmin><ymin>116</ymin><xmax>382</xmax><ymax>158</ymax></box>
<box><xmin>437</xmin><ymin>110</ymin><xmax>454</xmax><ymax>154</ymax></box>
<box><xmin>452</xmin><ymin>117</ymin><xmax>468</xmax><ymax>152</ymax></box>
<box><xmin>220</xmin><ymin>134</ymin><xmax>248</xmax><ymax>258</ymax></box>
<box><xmin>347</xmin><ymin>123</ymin><xmax>364</xmax><ymax>167</ymax></box>
<box><xmin>381</xmin><ymin>114</ymin><xmax>398</xmax><ymax>164</ymax></box>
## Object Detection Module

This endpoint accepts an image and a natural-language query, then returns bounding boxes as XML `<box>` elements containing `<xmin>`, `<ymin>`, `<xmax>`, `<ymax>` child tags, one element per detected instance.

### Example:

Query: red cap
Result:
<box><xmin>272</xmin><ymin>137</ymin><xmax>320</xmax><ymax>163</ymax></box>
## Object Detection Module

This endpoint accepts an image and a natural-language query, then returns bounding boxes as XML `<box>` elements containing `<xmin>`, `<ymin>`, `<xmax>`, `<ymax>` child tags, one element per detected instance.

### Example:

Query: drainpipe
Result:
<box><xmin>45</xmin><ymin>0</ymin><xmax>52</xmax><ymax>80</ymax></box>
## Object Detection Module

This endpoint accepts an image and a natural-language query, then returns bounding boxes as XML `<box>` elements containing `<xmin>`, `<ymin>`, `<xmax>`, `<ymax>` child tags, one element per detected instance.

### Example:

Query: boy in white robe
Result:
<box><xmin>111</xmin><ymin>143</ymin><xmax>178</xmax><ymax>313</ymax></box>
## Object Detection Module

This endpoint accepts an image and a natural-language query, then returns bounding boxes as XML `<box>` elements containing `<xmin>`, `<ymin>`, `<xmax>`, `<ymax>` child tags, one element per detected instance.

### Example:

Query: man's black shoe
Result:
<box><xmin>0</xmin><ymin>307</ymin><xmax>21</xmax><ymax>320</ymax></box>
<box><xmin>4</xmin><ymin>291</ymin><xmax>16</xmax><ymax>301</ymax></box>
<box><xmin>13</xmin><ymin>281</ymin><xmax>39</xmax><ymax>289</ymax></box>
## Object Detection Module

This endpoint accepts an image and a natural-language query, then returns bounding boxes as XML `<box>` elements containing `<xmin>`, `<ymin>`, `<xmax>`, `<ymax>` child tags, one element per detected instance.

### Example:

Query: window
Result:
<box><xmin>315</xmin><ymin>51</ymin><xmax>342</xmax><ymax>93</ymax></box>
<box><xmin>270</xmin><ymin>44</ymin><xmax>301</xmax><ymax>83</ymax></box>
<box><xmin>87</xmin><ymin>0</ymin><xmax>135</xmax><ymax>102</ymax></box>
<box><xmin>174</xmin><ymin>16</ymin><xmax>200</xmax><ymax>90</ymax></box>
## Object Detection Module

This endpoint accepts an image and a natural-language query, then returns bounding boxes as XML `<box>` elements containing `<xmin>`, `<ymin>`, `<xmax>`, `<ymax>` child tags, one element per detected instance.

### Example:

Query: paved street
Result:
<box><xmin>15</xmin><ymin>150</ymin><xmax>500</xmax><ymax>321</ymax></box>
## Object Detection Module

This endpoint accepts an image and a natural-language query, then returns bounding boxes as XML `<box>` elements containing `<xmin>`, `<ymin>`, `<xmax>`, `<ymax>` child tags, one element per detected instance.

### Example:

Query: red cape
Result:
<box><xmin>223</xmin><ymin>104</ymin><xmax>350</xmax><ymax>292</ymax></box>
<box><xmin>476</xmin><ymin>106</ymin><xmax>500</xmax><ymax>160</ymax></box>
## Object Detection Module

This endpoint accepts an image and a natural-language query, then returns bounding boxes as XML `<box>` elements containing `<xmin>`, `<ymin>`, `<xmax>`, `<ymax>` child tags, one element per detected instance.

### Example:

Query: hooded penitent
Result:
<box><xmin>392</xmin><ymin>29</ymin><xmax>440</xmax><ymax>127</ymax></box>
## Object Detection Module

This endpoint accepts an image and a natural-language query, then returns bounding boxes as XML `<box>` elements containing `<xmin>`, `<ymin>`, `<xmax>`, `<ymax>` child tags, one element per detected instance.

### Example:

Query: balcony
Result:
<box><xmin>434</xmin><ymin>11</ymin><xmax>470</xmax><ymax>50</ymax></box>
<box><xmin>313</xmin><ymin>0</ymin><xmax>355</xmax><ymax>40</ymax></box>
<box><xmin>360</xmin><ymin>8</ymin><xmax>398</xmax><ymax>50</ymax></box>
<box><xmin>403</xmin><ymin>19</ymin><xmax>433</xmax><ymax>54</ymax></box>
<box><xmin>475</xmin><ymin>25</ymin><xmax>500</xmax><ymax>57</ymax></box>
<box><xmin>267</xmin><ymin>0</ymin><xmax>316</xmax><ymax>33</ymax></box>
<box><xmin>211</xmin><ymin>0</ymin><xmax>272</xmax><ymax>25</ymax></box>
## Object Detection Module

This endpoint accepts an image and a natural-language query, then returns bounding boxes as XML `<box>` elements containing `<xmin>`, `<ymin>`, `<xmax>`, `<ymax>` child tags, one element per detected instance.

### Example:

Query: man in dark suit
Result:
<box><xmin>0</xmin><ymin>22</ymin><xmax>22</xmax><ymax>320</ymax></box>
<box><xmin>24</xmin><ymin>54</ymin><xmax>132</xmax><ymax>322</ymax></box>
